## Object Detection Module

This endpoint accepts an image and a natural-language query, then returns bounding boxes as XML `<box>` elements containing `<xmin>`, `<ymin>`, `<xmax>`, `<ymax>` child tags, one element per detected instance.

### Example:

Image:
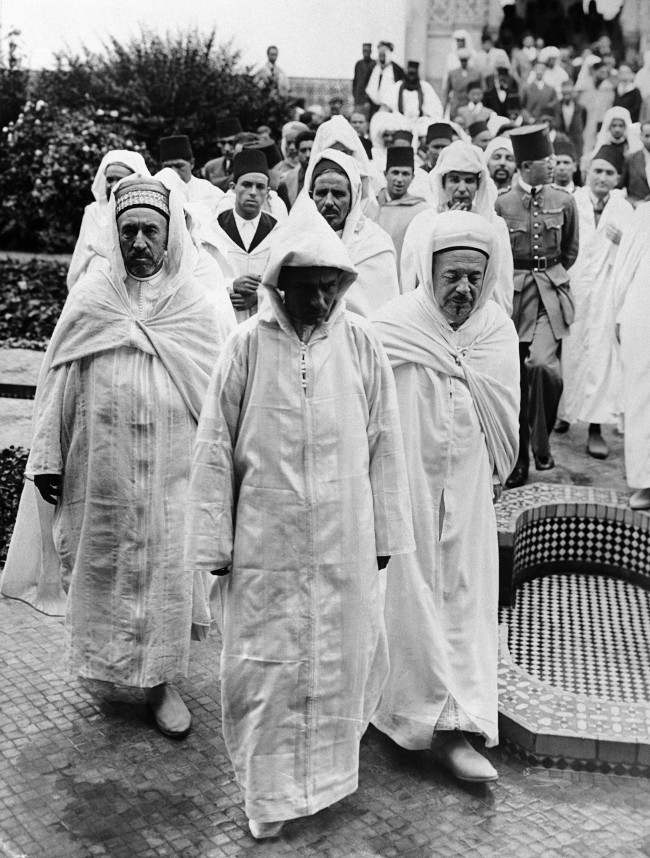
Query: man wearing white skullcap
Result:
<box><xmin>483</xmin><ymin>135</ymin><xmax>516</xmax><ymax>191</ymax></box>
<box><xmin>185</xmin><ymin>194</ymin><xmax>414</xmax><ymax>839</ymax></box>
<box><xmin>371</xmin><ymin>210</ymin><xmax>520</xmax><ymax>784</ymax></box>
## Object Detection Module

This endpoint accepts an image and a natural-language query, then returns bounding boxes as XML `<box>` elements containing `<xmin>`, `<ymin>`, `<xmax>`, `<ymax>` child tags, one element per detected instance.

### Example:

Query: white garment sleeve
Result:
<box><xmin>27</xmin><ymin>364</ymin><xmax>70</xmax><ymax>477</ymax></box>
<box><xmin>184</xmin><ymin>335</ymin><xmax>247</xmax><ymax>573</ymax></box>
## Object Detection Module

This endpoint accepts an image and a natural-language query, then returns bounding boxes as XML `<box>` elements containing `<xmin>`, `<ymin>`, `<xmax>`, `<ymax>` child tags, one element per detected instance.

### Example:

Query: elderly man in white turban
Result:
<box><xmin>1</xmin><ymin>177</ymin><xmax>224</xmax><ymax>739</ymax></box>
<box><xmin>184</xmin><ymin>195</ymin><xmax>414</xmax><ymax>839</ymax></box>
<box><xmin>67</xmin><ymin>149</ymin><xmax>149</xmax><ymax>289</ymax></box>
<box><xmin>306</xmin><ymin>148</ymin><xmax>400</xmax><ymax>317</ymax></box>
<box><xmin>614</xmin><ymin>202</ymin><xmax>650</xmax><ymax>509</ymax></box>
<box><xmin>401</xmin><ymin>140</ymin><xmax>514</xmax><ymax>315</ymax></box>
<box><xmin>371</xmin><ymin>210</ymin><xmax>520</xmax><ymax>782</ymax></box>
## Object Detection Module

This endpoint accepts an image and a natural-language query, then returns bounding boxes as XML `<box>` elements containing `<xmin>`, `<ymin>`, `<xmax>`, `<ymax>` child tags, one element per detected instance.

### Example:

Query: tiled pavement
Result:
<box><xmin>3</xmin><ymin>598</ymin><xmax>650</xmax><ymax>858</ymax></box>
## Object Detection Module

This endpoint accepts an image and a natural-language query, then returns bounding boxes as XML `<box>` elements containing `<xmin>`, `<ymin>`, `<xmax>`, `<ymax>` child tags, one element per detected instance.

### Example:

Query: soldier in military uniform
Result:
<box><xmin>495</xmin><ymin>125</ymin><xmax>579</xmax><ymax>488</ymax></box>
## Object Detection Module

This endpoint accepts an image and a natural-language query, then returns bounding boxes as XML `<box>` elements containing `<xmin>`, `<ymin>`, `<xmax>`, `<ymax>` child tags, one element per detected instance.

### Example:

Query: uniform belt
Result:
<box><xmin>513</xmin><ymin>255</ymin><xmax>560</xmax><ymax>271</ymax></box>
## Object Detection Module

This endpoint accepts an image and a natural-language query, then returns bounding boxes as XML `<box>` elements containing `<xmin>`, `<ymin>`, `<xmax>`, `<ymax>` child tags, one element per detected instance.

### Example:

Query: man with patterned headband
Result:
<box><xmin>1</xmin><ymin>176</ymin><xmax>223</xmax><ymax>740</ymax></box>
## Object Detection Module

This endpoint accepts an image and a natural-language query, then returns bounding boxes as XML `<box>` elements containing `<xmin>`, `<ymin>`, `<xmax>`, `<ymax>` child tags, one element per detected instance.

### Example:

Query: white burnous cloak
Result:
<box><xmin>371</xmin><ymin>210</ymin><xmax>520</xmax><ymax>749</ymax></box>
<box><xmin>560</xmin><ymin>186</ymin><xmax>633</xmax><ymax>424</ymax></box>
<box><xmin>614</xmin><ymin>202</ymin><xmax>650</xmax><ymax>487</ymax></box>
<box><xmin>1</xmin><ymin>184</ymin><xmax>224</xmax><ymax>684</ymax></box>
<box><xmin>184</xmin><ymin>198</ymin><xmax>415</xmax><ymax>823</ymax></box>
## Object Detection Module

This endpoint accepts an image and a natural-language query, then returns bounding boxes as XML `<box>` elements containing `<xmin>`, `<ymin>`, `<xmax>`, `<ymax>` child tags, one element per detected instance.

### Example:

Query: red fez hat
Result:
<box><xmin>593</xmin><ymin>144</ymin><xmax>625</xmax><ymax>174</ymax></box>
<box><xmin>553</xmin><ymin>138</ymin><xmax>577</xmax><ymax>160</ymax></box>
<box><xmin>215</xmin><ymin>117</ymin><xmax>243</xmax><ymax>139</ymax></box>
<box><xmin>468</xmin><ymin>120</ymin><xmax>489</xmax><ymax>138</ymax></box>
<box><xmin>246</xmin><ymin>140</ymin><xmax>282</xmax><ymax>170</ymax></box>
<box><xmin>386</xmin><ymin>146</ymin><xmax>414</xmax><ymax>170</ymax></box>
<box><xmin>426</xmin><ymin>123</ymin><xmax>455</xmax><ymax>144</ymax></box>
<box><xmin>159</xmin><ymin>135</ymin><xmax>193</xmax><ymax>163</ymax></box>
<box><xmin>233</xmin><ymin>149</ymin><xmax>269</xmax><ymax>182</ymax></box>
<box><xmin>509</xmin><ymin>124</ymin><xmax>553</xmax><ymax>164</ymax></box>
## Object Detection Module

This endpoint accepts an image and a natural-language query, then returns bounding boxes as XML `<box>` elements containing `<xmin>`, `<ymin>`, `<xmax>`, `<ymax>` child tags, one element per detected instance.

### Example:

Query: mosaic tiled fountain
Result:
<box><xmin>495</xmin><ymin>483</ymin><xmax>650</xmax><ymax>776</ymax></box>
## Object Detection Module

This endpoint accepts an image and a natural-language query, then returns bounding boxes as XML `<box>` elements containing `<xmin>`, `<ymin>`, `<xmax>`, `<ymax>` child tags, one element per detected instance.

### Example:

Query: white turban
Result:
<box><xmin>429</xmin><ymin>140</ymin><xmax>498</xmax><ymax>217</ymax></box>
<box><xmin>483</xmin><ymin>136</ymin><xmax>514</xmax><ymax>167</ymax></box>
<box><xmin>90</xmin><ymin>149</ymin><xmax>150</xmax><ymax>205</ymax></box>
<box><xmin>262</xmin><ymin>194</ymin><xmax>357</xmax><ymax>293</ymax></box>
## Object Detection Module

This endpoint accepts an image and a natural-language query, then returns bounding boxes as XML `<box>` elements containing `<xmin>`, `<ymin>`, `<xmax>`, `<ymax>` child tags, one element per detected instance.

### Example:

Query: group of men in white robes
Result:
<box><xmin>2</xmin><ymin>118</ymin><xmax>524</xmax><ymax>842</ymax></box>
<box><xmin>5</xmin><ymin>95</ymin><xmax>650</xmax><ymax>846</ymax></box>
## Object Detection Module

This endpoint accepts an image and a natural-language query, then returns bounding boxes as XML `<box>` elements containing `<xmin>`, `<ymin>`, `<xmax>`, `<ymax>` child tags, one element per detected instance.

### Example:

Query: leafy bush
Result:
<box><xmin>0</xmin><ymin>446</ymin><xmax>28</xmax><ymax>566</ymax></box>
<box><xmin>0</xmin><ymin>100</ymin><xmax>149</xmax><ymax>252</ymax></box>
<box><xmin>0</xmin><ymin>257</ymin><xmax>67</xmax><ymax>347</ymax></box>
<box><xmin>34</xmin><ymin>28</ymin><xmax>293</xmax><ymax>164</ymax></box>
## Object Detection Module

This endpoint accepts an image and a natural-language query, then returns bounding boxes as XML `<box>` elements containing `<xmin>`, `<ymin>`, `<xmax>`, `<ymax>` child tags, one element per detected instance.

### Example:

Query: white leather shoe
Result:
<box><xmin>145</xmin><ymin>684</ymin><xmax>191</xmax><ymax>739</ymax></box>
<box><xmin>431</xmin><ymin>732</ymin><xmax>498</xmax><ymax>782</ymax></box>
<box><xmin>248</xmin><ymin>819</ymin><xmax>284</xmax><ymax>839</ymax></box>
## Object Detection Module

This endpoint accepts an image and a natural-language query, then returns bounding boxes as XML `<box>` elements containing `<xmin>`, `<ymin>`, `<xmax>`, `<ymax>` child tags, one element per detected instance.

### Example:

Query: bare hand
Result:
<box><xmin>34</xmin><ymin>473</ymin><xmax>61</xmax><ymax>505</ymax></box>
<box><xmin>604</xmin><ymin>224</ymin><xmax>622</xmax><ymax>245</ymax></box>
<box><xmin>232</xmin><ymin>275</ymin><xmax>261</xmax><ymax>310</ymax></box>
<box><xmin>493</xmin><ymin>482</ymin><xmax>503</xmax><ymax>504</ymax></box>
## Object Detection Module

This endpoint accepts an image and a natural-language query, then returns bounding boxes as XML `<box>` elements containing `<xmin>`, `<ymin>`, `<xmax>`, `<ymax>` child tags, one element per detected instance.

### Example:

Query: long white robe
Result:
<box><xmin>371</xmin><ymin>295</ymin><xmax>519</xmax><ymax>749</ymax></box>
<box><xmin>614</xmin><ymin>202</ymin><xmax>650</xmax><ymax>487</ymax></box>
<box><xmin>370</xmin><ymin>212</ymin><xmax>519</xmax><ymax>749</ymax></box>
<box><xmin>560</xmin><ymin>188</ymin><xmax>633</xmax><ymax>424</ymax></box>
<box><xmin>200</xmin><ymin>215</ymin><xmax>280</xmax><ymax>324</ymax></box>
<box><xmin>184</xmin><ymin>289</ymin><xmax>414</xmax><ymax>823</ymax></box>
<box><xmin>1</xmin><ymin>188</ymin><xmax>224</xmax><ymax>680</ymax></box>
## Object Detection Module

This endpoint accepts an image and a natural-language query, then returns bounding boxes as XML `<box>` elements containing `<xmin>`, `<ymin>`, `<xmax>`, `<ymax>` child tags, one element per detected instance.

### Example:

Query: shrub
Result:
<box><xmin>34</xmin><ymin>28</ymin><xmax>294</xmax><ymax>164</ymax></box>
<box><xmin>0</xmin><ymin>100</ymin><xmax>149</xmax><ymax>252</ymax></box>
<box><xmin>0</xmin><ymin>446</ymin><xmax>28</xmax><ymax>566</ymax></box>
<box><xmin>0</xmin><ymin>257</ymin><xmax>67</xmax><ymax>347</ymax></box>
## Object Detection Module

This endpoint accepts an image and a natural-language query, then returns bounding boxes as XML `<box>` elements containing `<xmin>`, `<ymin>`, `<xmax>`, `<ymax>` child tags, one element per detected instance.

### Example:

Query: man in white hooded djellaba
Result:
<box><xmin>184</xmin><ymin>195</ymin><xmax>415</xmax><ymax>840</ymax></box>
<box><xmin>305</xmin><ymin>148</ymin><xmax>400</xmax><ymax>318</ymax></box>
<box><xmin>1</xmin><ymin>176</ymin><xmax>225</xmax><ymax>739</ymax></box>
<box><xmin>400</xmin><ymin>140</ymin><xmax>515</xmax><ymax>315</ymax></box>
<box><xmin>66</xmin><ymin>149</ymin><xmax>149</xmax><ymax>290</ymax></box>
<box><xmin>371</xmin><ymin>210</ymin><xmax>520</xmax><ymax>783</ymax></box>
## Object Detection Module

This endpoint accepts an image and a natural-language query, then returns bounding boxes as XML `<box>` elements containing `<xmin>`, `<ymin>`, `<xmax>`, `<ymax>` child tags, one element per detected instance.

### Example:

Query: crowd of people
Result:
<box><xmin>2</xmin><ymin>21</ymin><xmax>650</xmax><ymax>843</ymax></box>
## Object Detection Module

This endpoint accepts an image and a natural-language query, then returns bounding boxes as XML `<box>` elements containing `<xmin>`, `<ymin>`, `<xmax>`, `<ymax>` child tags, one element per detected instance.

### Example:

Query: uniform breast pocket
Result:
<box><xmin>542</xmin><ymin>211</ymin><xmax>563</xmax><ymax>254</ymax></box>
<box><xmin>507</xmin><ymin>219</ymin><xmax>529</xmax><ymax>256</ymax></box>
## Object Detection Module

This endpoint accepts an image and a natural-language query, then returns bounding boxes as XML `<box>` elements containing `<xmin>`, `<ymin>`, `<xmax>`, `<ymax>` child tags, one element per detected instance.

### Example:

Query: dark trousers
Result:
<box><xmin>518</xmin><ymin>311</ymin><xmax>563</xmax><ymax>465</ymax></box>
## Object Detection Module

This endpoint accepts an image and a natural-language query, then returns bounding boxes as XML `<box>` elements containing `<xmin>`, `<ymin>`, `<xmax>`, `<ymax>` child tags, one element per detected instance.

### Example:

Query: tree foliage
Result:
<box><xmin>0</xmin><ymin>100</ymin><xmax>148</xmax><ymax>251</ymax></box>
<box><xmin>35</xmin><ymin>28</ymin><xmax>293</xmax><ymax>163</ymax></box>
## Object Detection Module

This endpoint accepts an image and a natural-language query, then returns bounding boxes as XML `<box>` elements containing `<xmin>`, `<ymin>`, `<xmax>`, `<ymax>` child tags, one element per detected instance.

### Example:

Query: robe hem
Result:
<box><xmin>242</xmin><ymin>773</ymin><xmax>359</xmax><ymax>824</ymax></box>
<box><xmin>371</xmin><ymin>712</ymin><xmax>498</xmax><ymax>750</ymax></box>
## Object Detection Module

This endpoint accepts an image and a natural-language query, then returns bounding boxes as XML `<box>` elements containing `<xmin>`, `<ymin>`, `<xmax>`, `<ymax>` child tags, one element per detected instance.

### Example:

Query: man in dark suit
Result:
<box><xmin>202</xmin><ymin>149</ymin><xmax>280</xmax><ymax>324</ymax></box>
<box><xmin>353</xmin><ymin>43</ymin><xmax>375</xmax><ymax>110</ymax></box>
<box><xmin>555</xmin><ymin>81</ymin><xmax>586</xmax><ymax>160</ymax></box>
<box><xmin>495</xmin><ymin>125</ymin><xmax>579</xmax><ymax>488</ymax></box>
<box><xmin>483</xmin><ymin>67</ymin><xmax>520</xmax><ymax>118</ymax></box>
<box><xmin>521</xmin><ymin>61</ymin><xmax>559</xmax><ymax>124</ymax></box>
<box><xmin>624</xmin><ymin>121</ymin><xmax>650</xmax><ymax>208</ymax></box>
<box><xmin>203</xmin><ymin>117</ymin><xmax>244</xmax><ymax>192</ymax></box>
